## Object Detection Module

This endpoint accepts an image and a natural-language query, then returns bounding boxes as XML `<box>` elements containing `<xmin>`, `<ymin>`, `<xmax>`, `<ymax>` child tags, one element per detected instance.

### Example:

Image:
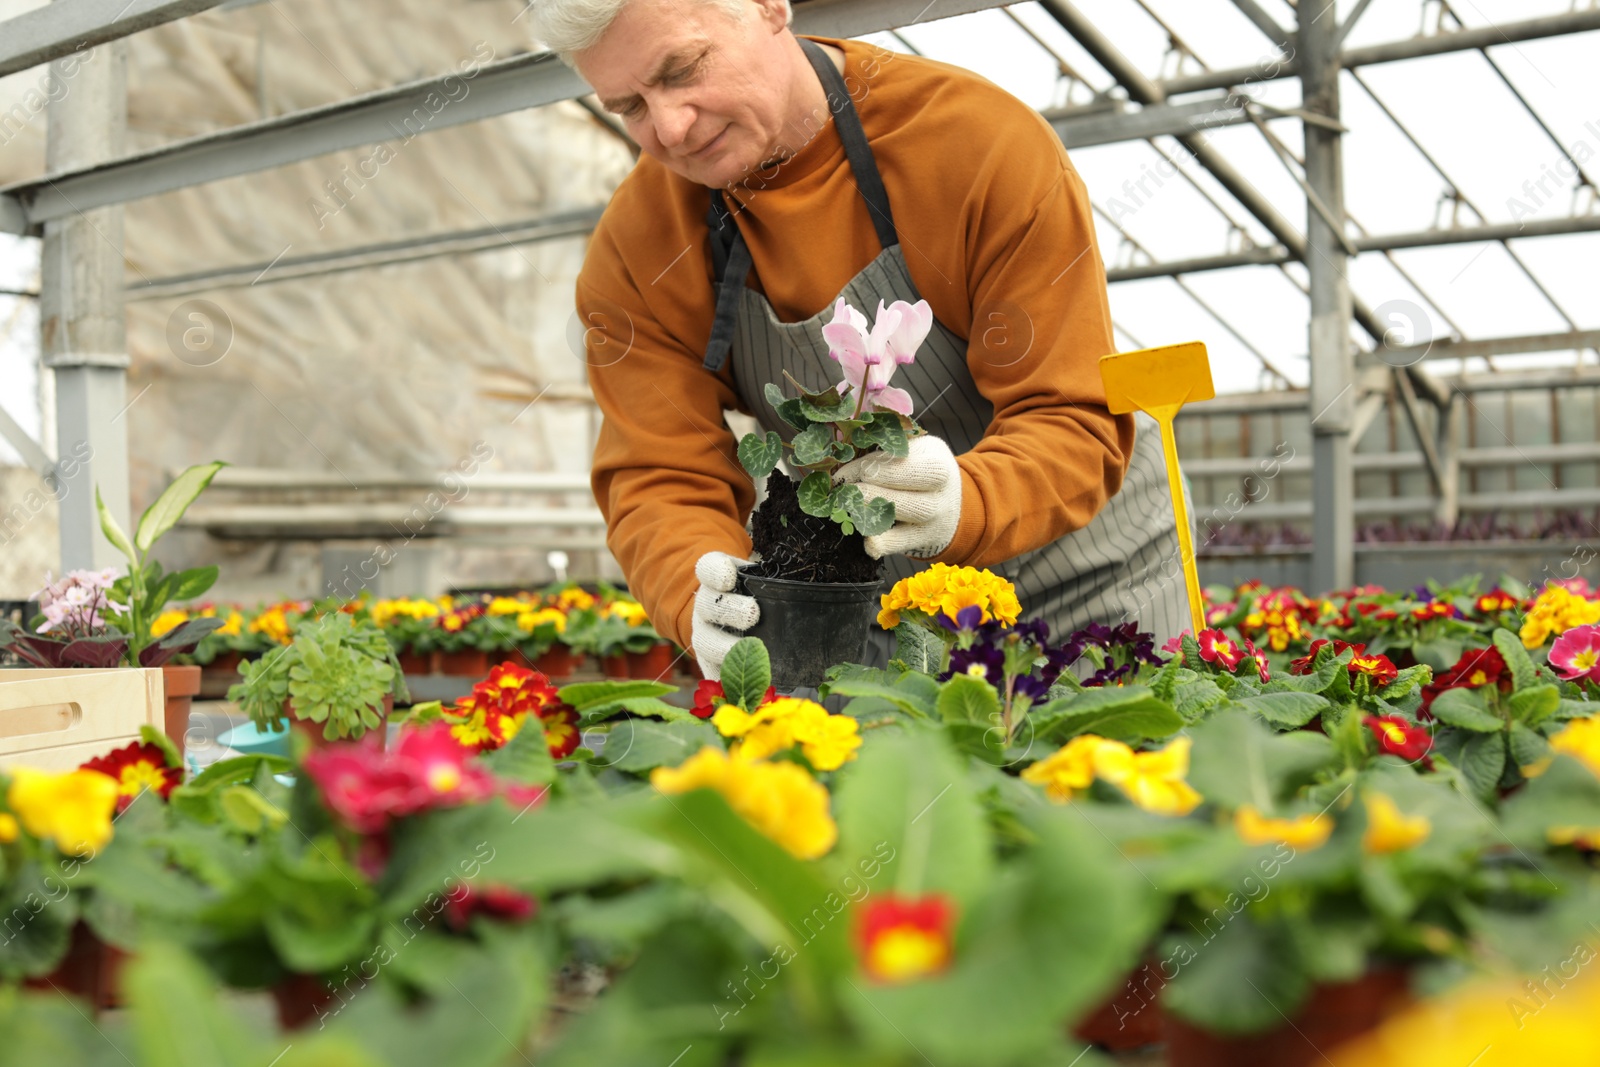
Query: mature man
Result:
<box><xmin>532</xmin><ymin>0</ymin><xmax>1187</xmax><ymax>678</ymax></box>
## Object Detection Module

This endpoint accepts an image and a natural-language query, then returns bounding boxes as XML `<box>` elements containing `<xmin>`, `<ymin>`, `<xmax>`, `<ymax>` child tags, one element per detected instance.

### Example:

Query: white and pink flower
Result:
<box><xmin>821</xmin><ymin>297</ymin><xmax>933</xmax><ymax>417</ymax></box>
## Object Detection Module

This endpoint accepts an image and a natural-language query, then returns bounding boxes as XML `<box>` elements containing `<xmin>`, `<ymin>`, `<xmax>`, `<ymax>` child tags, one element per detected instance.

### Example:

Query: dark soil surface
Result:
<box><xmin>746</xmin><ymin>472</ymin><xmax>883</xmax><ymax>584</ymax></box>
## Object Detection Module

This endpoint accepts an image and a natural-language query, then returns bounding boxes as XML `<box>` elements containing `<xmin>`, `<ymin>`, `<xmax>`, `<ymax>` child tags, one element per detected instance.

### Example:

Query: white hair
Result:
<box><xmin>529</xmin><ymin>0</ymin><xmax>793</xmax><ymax>65</ymax></box>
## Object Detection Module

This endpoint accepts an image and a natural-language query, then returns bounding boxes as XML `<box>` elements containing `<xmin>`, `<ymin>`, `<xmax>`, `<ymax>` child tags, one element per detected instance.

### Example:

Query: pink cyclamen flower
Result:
<box><xmin>821</xmin><ymin>297</ymin><xmax>933</xmax><ymax>416</ymax></box>
<box><xmin>1550</xmin><ymin>624</ymin><xmax>1600</xmax><ymax>683</ymax></box>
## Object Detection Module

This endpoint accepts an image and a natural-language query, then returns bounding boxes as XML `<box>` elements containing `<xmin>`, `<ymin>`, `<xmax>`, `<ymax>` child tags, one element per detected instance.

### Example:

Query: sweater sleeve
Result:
<box><xmin>580</xmin><ymin>235</ymin><xmax>755</xmax><ymax>651</ymax></box>
<box><xmin>932</xmin><ymin>145</ymin><xmax>1135</xmax><ymax>567</ymax></box>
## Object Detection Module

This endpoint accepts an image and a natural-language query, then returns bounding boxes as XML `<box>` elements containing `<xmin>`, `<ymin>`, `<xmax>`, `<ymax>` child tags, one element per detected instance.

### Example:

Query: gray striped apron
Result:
<box><xmin>702</xmin><ymin>39</ymin><xmax>1191</xmax><ymax>662</ymax></box>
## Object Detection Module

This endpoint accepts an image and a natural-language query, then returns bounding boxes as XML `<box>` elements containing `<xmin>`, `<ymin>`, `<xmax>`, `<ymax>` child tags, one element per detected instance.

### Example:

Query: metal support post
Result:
<box><xmin>1301</xmin><ymin>7</ymin><xmax>1353</xmax><ymax>592</ymax></box>
<box><xmin>41</xmin><ymin>37</ymin><xmax>130</xmax><ymax>571</ymax></box>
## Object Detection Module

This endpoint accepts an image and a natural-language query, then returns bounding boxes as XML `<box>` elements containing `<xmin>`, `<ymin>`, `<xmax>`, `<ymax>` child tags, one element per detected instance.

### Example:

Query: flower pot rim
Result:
<box><xmin>740</xmin><ymin>574</ymin><xmax>883</xmax><ymax>603</ymax></box>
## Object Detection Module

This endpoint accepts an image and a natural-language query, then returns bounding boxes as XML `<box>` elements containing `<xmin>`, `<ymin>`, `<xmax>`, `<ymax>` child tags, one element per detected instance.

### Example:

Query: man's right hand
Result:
<box><xmin>690</xmin><ymin>551</ymin><xmax>760</xmax><ymax>680</ymax></box>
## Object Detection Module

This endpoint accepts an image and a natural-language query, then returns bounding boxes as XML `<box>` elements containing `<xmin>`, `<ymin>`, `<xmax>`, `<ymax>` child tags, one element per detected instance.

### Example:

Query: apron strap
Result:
<box><xmin>798</xmin><ymin>37</ymin><xmax>897</xmax><ymax>251</ymax></box>
<box><xmin>701</xmin><ymin>37</ymin><xmax>898</xmax><ymax>372</ymax></box>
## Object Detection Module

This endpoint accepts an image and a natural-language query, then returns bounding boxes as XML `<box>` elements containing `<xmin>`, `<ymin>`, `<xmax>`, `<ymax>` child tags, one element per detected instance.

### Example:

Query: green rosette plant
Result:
<box><xmin>228</xmin><ymin>612</ymin><xmax>408</xmax><ymax>740</ymax></box>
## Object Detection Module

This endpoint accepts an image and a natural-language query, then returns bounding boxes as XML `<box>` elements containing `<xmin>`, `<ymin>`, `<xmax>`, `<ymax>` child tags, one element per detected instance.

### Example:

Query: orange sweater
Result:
<box><xmin>579</xmin><ymin>36</ymin><xmax>1133</xmax><ymax>650</ymax></box>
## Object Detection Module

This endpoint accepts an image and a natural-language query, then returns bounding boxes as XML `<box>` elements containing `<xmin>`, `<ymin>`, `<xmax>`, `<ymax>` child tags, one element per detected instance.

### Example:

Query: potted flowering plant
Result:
<box><xmin>228</xmin><ymin>612</ymin><xmax>408</xmax><ymax>744</ymax></box>
<box><xmin>731</xmin><ymin>298</ymin><xmax>932</xmax><ymax>688</ymax></box>
<box><xmin>369</xmin><ymin>596</ymin><xmax>443</xmax><ymax>674</ymax></box>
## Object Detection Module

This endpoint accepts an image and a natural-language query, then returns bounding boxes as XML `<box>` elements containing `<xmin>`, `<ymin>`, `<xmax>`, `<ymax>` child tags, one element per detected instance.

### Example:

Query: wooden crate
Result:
<box><xmin>0</xmin><ymin>669</ymin><xmax>165</xmax><ymax>771</ymax></box>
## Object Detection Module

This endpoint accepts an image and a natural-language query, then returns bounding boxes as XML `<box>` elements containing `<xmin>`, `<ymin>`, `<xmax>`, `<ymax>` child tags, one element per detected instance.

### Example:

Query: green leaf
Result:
<box><xmin>763</xmin><ymin>381</ymin><xmax>788</xmax><ymax>409</ymax></box>
<box><xmin>608</xmin><ymin>718</ymin><xmax>720</xmax><ymax>773</ymax></box>
<box><xmin>1500</xmin><ymin>754</ymin><xmax>1600</xmax><ymax>845</ymax></box>
<box><xmin>1509</xmin><ymin>684</ymin><xmax>1561</xmax><ymax>726</ymax></box>
<box><xmin>893</xmin><ymin>621</ymin><xmax>944</xmax><ymax>675</ymax></box>
<box><xmin>825</xmin><ymin>676</ymin><xmax>939</xmax><ymax>718</ymax></box>
<box><xmin>168</xmin><ymin>564</ymin><xmax>219</xmax><ymax>601</ymax></box>
<box><xmin>139</xmin><ymin>722</ymin><xmax>184</xmax><ymax>769</ymax></box>
<box><xmin>1186</xmin><ymin>709</ymin><xmax>1338</xmax><ymax>812</ymax></box>
<box><xmin>1161</xmin><ymin>917</ymin><xmax>1308</xmax><ymax>1035</ymax></box>
<box><xmin>797</xmin><ymin>470</ymin><xmax>834</xmax><ymax>517</ymax></box>
<box><xmin>217</xmin><ymin>785</ymin><xmax>289</xmax><ymax>834</ymax></box>
<box><xmin>123</xmin><ymin>943</ymin><xmax>267</xmax><ymax>1067</ymax></box>
<box><xmin>790</xmin><ymin>422</ymin><xmax>836</xmax><ymax>466</ymax></box>
<box><xmin>737</xmin><ymin>431</ymin><xmax>783</xmax><ymax>479</ymax></box>
<box><xmin>1174</xmin><ymin>678</ymin><xmax>1228</xmax><ymax>721</ymax></box>
<box><xmin>558</xmin><ymin>679</ymin><xmax>675</xmax><ymax>713</ymax></box>
<box><xmin>1429</xmin><ymin>687</ymin><xmax>1503</xmax><ymax>731</ymax></box>
<box><xmin>1456</xmin><ymin>731</ymin><xmax>1507</xmax><ymax>801</ymax></box>
<box><xmin>775</xmin><ymin>397</ymin><xmax>810</xmax><ymax>431</ymax></box>
<box><xmin>1494</xmin><ymin>628</ymin><xmax>1539</xmax><ymax>691</ymax></box>
<box><xmin>134</xmin><ymin>461</ymin><xmax>226</xmax><ymax>554</ymax></box>
<box><xmin>719</xmin><ymin>636</ymin><xmax>772</xmax><ymax>712</ymax></box>
<box><xmin>485</xmin><ymin>716</ymin><xmax>558</xmax><ymax>784</ymax></box>
<box><xmin>1265</xmin><ymin>655</ymin><xmax>1344</xmax><ymax>694</ymax></box>
<box><xmin>96</xmin><ymin>485</ymin><xmax>138</xmax><ymax>563</ymax></box>
<box><xmin>845</xmin><ymin>491</ymin><xmax>896</xmax><ymax>537</ymax></box>
<box><xmin>936</xmin><ymin>672</ymin><xmax>1001</xmax><ymax>725</ymax></box>
<box><xmin>1031</xmin><ymin>686</ymin><xmax>1185</xmax><ymax>744</ymax></box>
<box><xmin>1232</xmin><ymin>691</ymin><xmax>1330</xmax><ymax>729</ymax></box>
<box><xmin>798</xmin><ymin>388</ymin><xmax>850</xmax><ymax>422</ymax></box>
<box><xmin>834</xmin><ymin>728</ymin><xmax>993</xmax><ymax>906</ymax></box>
<box><xmin>1508</xmin><ymin>721</ymin><xmax>1552</xmax><ymax>772</ymax></box>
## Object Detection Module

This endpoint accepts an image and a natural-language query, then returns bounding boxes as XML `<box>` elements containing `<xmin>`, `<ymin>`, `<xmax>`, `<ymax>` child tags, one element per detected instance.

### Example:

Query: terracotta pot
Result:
<box><xmin>1073</xmin><ymin>958</ymin><xmax>1166</xmax><ymax>1050</ymax></box>
<box><xmin>161</xmin><ymin>663</ymin><xmax>202</xmax><ymax>757</ymax></box>
<box><xmin>437</xmin><ymin>648</ymin><xmax>490</xmax><ymax>678</ymax></box>
<box><xmin>286</xmin><ymin>694</ymin><xmax>392</xmax><ymax>751</ymax></box>
<box><xmin>25</xmin><ymin>921</ymin><xmax>128</xmax><ymax>1010</ymax></box>
<box><xmin>204</xmin><ymin>650</ymin><xmax>242</xmax><ymax>674</ymax></box>
<box><xmin>397</xmin><ymin>647</ymin><xmax>435</xmax><ymax>675</ymax></box>
<box><xmin>272</xmin><ymin>972</ymin><xmax>339</xmax><ymax>1030</ymax></box>
<box><xmin>600</xmin><ymin>654</ymin><xmax>630</xmax><ymax>679</ymax></box>
<box><xmin>627</xmin><ymin>643</ymin><xmax>677</xmax><ymax>681</ymax></box>
<box><xmin>1163</xmin><ymin>966</ymin><xmax>1413</xmax><ymax>1067</ymax></box>
<box><xmin>534</xmin><ymin>645</ymin><xmax>581</xmax><ymax>679</ymax></box>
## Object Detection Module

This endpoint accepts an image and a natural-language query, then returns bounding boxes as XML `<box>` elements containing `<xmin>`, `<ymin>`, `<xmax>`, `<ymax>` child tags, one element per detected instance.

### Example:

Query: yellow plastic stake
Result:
<box><xmin>1099</xmin><ymin>341</ymin><xmax>1215</xmax><ymax>638</ymax></box>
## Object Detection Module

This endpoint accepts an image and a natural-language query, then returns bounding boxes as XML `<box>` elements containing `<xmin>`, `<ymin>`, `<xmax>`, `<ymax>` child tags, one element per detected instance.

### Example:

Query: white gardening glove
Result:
<box><xmin>691</xmin><ymin>551</ymin><xmax>760</xmax><ymax>680</ymax></box>
<box><xmin>833</xmin><ymin>434</ymin><xmax>962</xmax><ymax>559</ymax></box>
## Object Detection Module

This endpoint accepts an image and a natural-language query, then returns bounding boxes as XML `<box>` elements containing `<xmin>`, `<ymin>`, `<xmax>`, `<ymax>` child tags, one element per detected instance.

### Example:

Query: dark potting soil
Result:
<box><xmin>747</xmin><ymin>473</ymin><xmax>883</xmax><ymax>584</ymax></box>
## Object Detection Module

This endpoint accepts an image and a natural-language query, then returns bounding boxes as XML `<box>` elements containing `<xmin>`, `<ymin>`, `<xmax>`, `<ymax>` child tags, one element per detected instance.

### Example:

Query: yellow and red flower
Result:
<box><xmin>303</xmin><ymin>722</ymin><xmax>502</xmax><ymax>836</ymax></box>
<box><xmin>1197</xmin><ymin>629</ymin><xmax>1244</xmax><ymax>670</ymax></box>
<box><xmin>1287</xmin><ymin>637</ymin><xmax>1365</xmax><ymax>674</ymax></box>
<box><xmin>1243</xmin><ymin>638</ymin><xmax>1270</xmax><ymax>683</ymax></box>
<box><xmin>691</xmin><ymin>678</ymin><xmax>776</xmax><ymax>720</ymax></box>
<box><xmin>443</xmin><ymin>661</ymin><xmax>577</xmax><ymax>759</ymax></box>
<box><xmin>1364</xmin><ymin>715</ymin><xmax>1433</xmax><ymax>765</ymax></box>
<box><xmin>80</xmin><ymin>741</ymin><xmax>181</xmax><ymax>812</ymax></box>
<box><xmin>1411</xmin><ymin>601</ymin><xmax>1456</xmax><ymax>622</ymax></box>
<box><xmin>1474</xmin><ymin>590</ymin><xmax>1520</xmax><ymax>615</ymax></box>
<box><xmin>1349</xmin><ymin>652</ymin><xmax>1399</xmax><ymax>686</ymax></box>
<box><xmin>856</xmin><ymin>894</ymin><xmax>956</xmax><ymax>984</ymax></box>
<box><xmin>1419</xmin><ymin>646</ymin><xmax>1505</xmax><ymax>715</ymax></box>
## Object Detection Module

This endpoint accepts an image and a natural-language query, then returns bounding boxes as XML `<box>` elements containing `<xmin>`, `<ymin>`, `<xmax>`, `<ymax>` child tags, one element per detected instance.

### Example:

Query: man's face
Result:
<box><xmin>577</xmin><ymin>0</ymin><xmax>795</xmax><ymax>188</ymax></box>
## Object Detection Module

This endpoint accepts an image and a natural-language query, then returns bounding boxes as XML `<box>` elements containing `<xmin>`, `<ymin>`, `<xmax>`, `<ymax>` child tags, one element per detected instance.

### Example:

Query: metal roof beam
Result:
<box><xmin>0</xmin><ymin>0</ymin><xmax>224</xmax><ymax>79</ymax></box>
<box><xmin>1160</xmin><ymin>8</ymin><xmax>1600</xmax><ymax>95</ymax></box>
<box><xmin>0</xmin><ymin>0</ymin><xmax>1012</xmax><ymax>234</ymax></box>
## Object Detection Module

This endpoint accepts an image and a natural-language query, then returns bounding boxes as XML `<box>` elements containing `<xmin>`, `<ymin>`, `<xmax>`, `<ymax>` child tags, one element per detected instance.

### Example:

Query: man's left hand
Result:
<box><xmin>834</xmin><ymin>435</ymin><xmax>962</xmax><ymax>559</ymax></box>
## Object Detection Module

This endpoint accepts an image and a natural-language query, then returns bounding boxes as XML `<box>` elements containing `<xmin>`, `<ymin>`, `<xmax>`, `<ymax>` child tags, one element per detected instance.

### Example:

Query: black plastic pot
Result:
<box><xmin>738</xmin><ymin>574</ymin><xmax>882</xmax><ymax>691</ymax></box>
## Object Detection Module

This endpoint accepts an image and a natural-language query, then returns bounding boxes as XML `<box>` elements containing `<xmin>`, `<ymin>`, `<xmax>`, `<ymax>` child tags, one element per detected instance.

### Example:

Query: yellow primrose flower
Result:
<box><xmin>652</xmin><ymin>747</ymin><xmax>837</xmax><ymax>859</ymax></box>
<box><xmin>1234</xmin><ymin>805</ymin><xmax>1333</xmax><ymax>851</ymax></box>
<box><xmin>150</xmin><ymin>609</ymin><xmax>188</xmax><ymax>638</ymax></box>
<box><xmin>248</xmin><ymin>605</ymin><xmax>294</xmax><ymax>645</ymax></box>
<box><xmin>517</xmin><ymin>607</ymin><xmax>567</xmax><ymax>634</ymax></box>
<box><xmin>878</xmin><ymin>563</ymin><xmax>1020</xmax><ymax>631</ymax></box>
<box><xmin>556</xmin><ymin>587</ymin><xmax>596</xmax><ymax>611</ymax></box>
<box><xmin>1549</xmin><ymin>717</ymin><xmax>1600</xmax><ymax>778</ymax></box>
<box><xmin>1547</xmin><ymin>825</ymin><xmax>1600</xmax><ymax>850</ymax></box>
<box><xmin>712</xmin><ymin>697</ymin><xmax>860</xmax><ymax>771</ymax></box>
<box><xmin>1021</xmin><ymin>734</ymin><xmax>1115</xmax><ymax>802</ymax></box>
<box><xmin>6</xmin><ymin>768</ymin><xmax>119</xmax><ymax>856</ymax></box>
<box><xmin>215</xmin><ymin>609</ymin><xmax>243</xmax><ymax>636</ymax></box>
<box><xmin>486</xmin><ymin>596</ymin><xmax>527</xmax><ymax>617</ymax></box>
<box><xmin>1093</xmin><ymin>736</ymin><xmax>1204</xmax><ymax>816</ymax></box>
<box><xmin>1361</xmin><ymin>792</ymin><xmax>1431</xmax><ymax>854</ymax></box>
<box><xmin>0</xmin><ymin>812</ymin><xmax>18</xmax><ymax>843</ymax></box>
<box><xmin>1521</xmin><ymin>585</ymin><xmax>1600</xmax><ymax>649</ymax></box>
<box><xmin>605</xmin><ymin>599</ymin><xmax>651</xmax><ymax>627</ymax></box>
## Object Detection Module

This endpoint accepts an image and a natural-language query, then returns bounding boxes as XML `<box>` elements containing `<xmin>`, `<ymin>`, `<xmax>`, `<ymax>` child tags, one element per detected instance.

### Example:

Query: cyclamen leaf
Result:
<box><xmin>737</xmin><ymin>431</ymin><xmax>783</xmax><ymax>479</ymax></box>
<box><xmin>846</xmin><ymin>492</ymin><xmax>896</xmax><ymax>537</ymax></box>
<box><xmin>791</xmin><ymin>422</ymin><xmax>836</xmax><ymax>466</ymax></box>
<box><xmin>798</xmin><ymin>471</ymin><xmax>834</xmax><ymax>517</ymax></box>
<box><xmin>776</xmin><ymin>398</ymin><xmax>810</xmax><ymax>431</ymax></box>
<box><xmin>763</xmin><ymin>382</ymin><xmax>788</xmax><ymax>408</ymax></box>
